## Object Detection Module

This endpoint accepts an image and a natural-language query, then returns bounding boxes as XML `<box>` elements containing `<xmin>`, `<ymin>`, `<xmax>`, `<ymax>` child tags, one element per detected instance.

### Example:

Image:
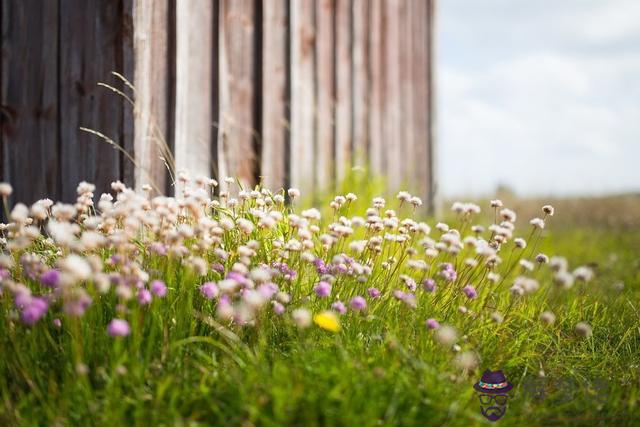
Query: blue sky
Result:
<box><xmin>437</xmin><ymin>0</ymin><xmax>640</xmax><ymax>197</ymax></box>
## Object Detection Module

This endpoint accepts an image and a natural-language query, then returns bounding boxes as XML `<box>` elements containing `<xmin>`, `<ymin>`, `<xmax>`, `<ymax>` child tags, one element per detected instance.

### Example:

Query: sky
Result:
<box><xmin>437</xmin><ymin>0</ymin><xmax>640</xmax><ymax>197</ymax></box>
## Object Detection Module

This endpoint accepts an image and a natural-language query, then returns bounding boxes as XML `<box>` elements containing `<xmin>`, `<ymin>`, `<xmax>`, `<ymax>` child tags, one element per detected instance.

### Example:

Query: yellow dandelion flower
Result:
<box><xmin>313</xmin><ymin>310</ymin><xmax>341</xmax><ymax>332</ymax></box>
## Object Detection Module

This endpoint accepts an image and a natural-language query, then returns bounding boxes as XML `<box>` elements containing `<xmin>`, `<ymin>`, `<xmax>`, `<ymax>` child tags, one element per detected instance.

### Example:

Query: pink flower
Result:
<box><xmin>462</xmin><ymin>285</ymin><xmax>477</xmax><ymax>299</ymax></box>
<box><xmin>314</xmin><ymin>281</ymin><xmax>331</xmax><ymax>298</ymax></box>
<box><xmin>107</xmin><ymin>319</ymin><xmax>130</xmax><ymax>337</ymax></box>
<box><xmin>150</xmin><ymin>280</ymin><xmax>167</xmax><ymax>297</ymax></box>
<box><xmin>350</xmin><ymin>296</ymin><xmax>366</xmax><ymax>311</ymax></box>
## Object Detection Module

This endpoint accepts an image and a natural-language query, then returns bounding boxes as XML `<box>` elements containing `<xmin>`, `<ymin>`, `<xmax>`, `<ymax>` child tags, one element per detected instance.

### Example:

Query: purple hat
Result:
<box><xmin>473</xmin><ymin>369</ymin><xmax>513</xmax><ymax>394</ymax></box>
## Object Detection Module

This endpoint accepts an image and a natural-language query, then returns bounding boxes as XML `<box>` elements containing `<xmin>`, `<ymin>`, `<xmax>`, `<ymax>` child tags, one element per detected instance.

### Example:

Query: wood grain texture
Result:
<box><xmin>289</xmin><ymin>0</ymin><xmax>316</xmax><ymax>194</ymax></box>
<box><xmin>1</xmin><ymin>0</ymin><xmax>59</xmax><ymax>205</ymax></box>
<box><xmin>174</xmin><ymin>0</ymin><xmax>213</xmax><ymax>182</ymax></box>
<box><xmin>218</xmin><ymin>0</ymin><xmax>257</xmax><ymax>189</ymax></box>
<box><xmin>383</xmin><ymin>0</ymin><xmax>401</xmax><ymax>192</ymax></box>
<box><xmin>132</xmin><ymin>0</ymin><xmax>170</xmax><ymax>194</ymax></box>
<box><xmin>351</xmin><ymin>0</ymin><xmax>369</xmax><ymax>169</ymax></box>
<box><xmin>368</xmin><ymin>0</ymin><xmax>385</xmax><ymax>177</ymax></box>
<box><xmin>260</xmin><ymin>0</ymin><xmax>288</xmax><ymax>191</ymax></box>
<box><xmin>334</xmin><ymin>0</ymin><xmax>352</xmax><ymax>183</ymax></box>
<box><xmin>59</xmin><ymin>0</ymin><xmax>129</xmax><ymax>202</ymax></box>
<box><xmin>314</xmin><ymin>0</ymin><xmax>334</xmax><ymax>192</ymax></box>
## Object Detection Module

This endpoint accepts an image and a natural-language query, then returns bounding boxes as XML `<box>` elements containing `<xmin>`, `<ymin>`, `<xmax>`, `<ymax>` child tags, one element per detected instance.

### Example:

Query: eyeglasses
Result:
<box><xmin>478</xmin><ymin>394</ymin><xmax>508</xmax><ymax>405</ymax></box>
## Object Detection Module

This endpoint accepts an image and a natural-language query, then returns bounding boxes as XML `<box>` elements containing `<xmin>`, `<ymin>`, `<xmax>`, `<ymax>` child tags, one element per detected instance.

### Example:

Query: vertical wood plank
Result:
<box><xmin>334</xmin><ymin>0</ymin><xmax>352</xmax><ymax>183</ymax></box>
<box><xmin>399</xmin><ymin>0</ymin><xmax>414</xmax><ymax>189</ymax></box>
<box><xmin>1</xmin><ymin>0</ymin><xmax>59</xmax><ymax>205</ymax></box>
<box><xmin>426</xmin><ymin>0</ymin><xmax>436</xmax><ymax>210</ymax></box>
<box><xmin>59</xmin><ymin>0</ymin><xmax>130</xmax><ymax>202</ymax></box>
<box><xmin>383</xmin><ymin>0</ymin><xmax>401</xmax><ymax>192</ymax></box>
<box><xmin>351</xmin><ymin>0</ymin><xmax>369</xmax><ymax>169</ymax></box>
<box><xmin>314</xmin><ymin>0</ymin><xmax>334</xmax><ymax>192</ymax></box>
<box><xmin>368</xmin><ymin>0</ymin><xmax>384</xmax><ymax>177</ymax></box>
<box><xmin>219</xmin><ymin>0</ymin><xmax>257</xmax><ymax>189</ymax></box>
<box><xmin>132</xmin><ymin>0</ymin><xmax>171</xmax><ymax>194</ymax></box>
<box><xmin>289</xmin><ymin>0</ymin><xmax>316</xmax><ymax>194</ymax></box>
<box><xmin>260</xmin><ymin>0</ymin><xmax>288</xmax><ymax>191</ymax></box>
<box><xmin>174</xmin><ymin>0</ymin><xmax>213</xmax><ymax>182</ymax></box>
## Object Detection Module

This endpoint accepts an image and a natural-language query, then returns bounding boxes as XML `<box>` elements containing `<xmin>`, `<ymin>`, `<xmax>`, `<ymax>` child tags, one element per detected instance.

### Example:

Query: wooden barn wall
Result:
<box><xmin>0</xmin><ymin>0</ymin><xmax>435</xmax><ymax>210</ymax></box>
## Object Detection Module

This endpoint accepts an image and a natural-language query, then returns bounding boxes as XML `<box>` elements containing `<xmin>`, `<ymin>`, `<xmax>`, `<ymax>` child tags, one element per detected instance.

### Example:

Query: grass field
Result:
<box><xmin>1</xmin><ymin>176</ymin><xmax>639</xmax><ymax>426</ymax></box>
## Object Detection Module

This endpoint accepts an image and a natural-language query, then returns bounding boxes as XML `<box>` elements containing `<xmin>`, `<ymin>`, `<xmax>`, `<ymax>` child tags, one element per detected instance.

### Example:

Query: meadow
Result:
<box><xmin>0</xmin><ymin>172</ymin><xmax>639</xmax><ymax>426</ymax></box>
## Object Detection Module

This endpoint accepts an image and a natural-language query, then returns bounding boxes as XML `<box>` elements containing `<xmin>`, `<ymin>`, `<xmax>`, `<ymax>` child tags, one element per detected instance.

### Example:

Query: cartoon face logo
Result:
<box><xmin>473</xmin><ymin>369</ymin><xmax>513</xmax><ymax>422</ymax></box>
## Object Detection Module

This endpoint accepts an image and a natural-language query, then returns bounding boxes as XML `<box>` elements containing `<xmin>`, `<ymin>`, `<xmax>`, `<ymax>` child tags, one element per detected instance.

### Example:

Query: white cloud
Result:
<box><xmin>437</xmin><ymin>0</ymin><xmax>640</xmax><ymax>197</ymax></box>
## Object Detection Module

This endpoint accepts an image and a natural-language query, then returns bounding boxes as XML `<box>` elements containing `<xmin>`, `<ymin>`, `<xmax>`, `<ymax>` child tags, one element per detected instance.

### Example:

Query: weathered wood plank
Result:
<box><xmin>174</xmin><ymin>0</ymin><xmax>214</xmax><ymax>183</ymax></box>
<box><xmin>368</xmin><ymin>0</ymin><xmax>385</xmax><ymax>177</ymax></box>
<box><xmin>59</xmin><ymin>0</ymin><xmax>129</xmax><ymax>202</ymax></box>
<box><xmin>1</xmin><ymin>0</ymin><xmax>59</xmax><ymax>205</ymax></box>
<box><xmin>289</xmin><ymin>0</ymin><xmax>316</xmax><ymax>194</ymax></box>
<box><xmin>351</xmin><ymin>0</ymin><xmax>369</xmax><ymax>169</ymax></box>
<box><xmin>383</xmin><ymin>0</ymin><xmax>402</xmax><ymax>192</ymax></box>
<box><xmin>132</xmin><ymin>0</ymin><xmax>171</xmax><ymax>194</ymax></box>
<box><xmin>426</xmin><ymin>0</ymin><xmax>436</xmax><ymax>210</ymax></box>
<box><xmin>399</xmin><ymin>0</ymin><xmax>414</xmax><ymax>189</ymax></box>
<box><xmin>260</xmin><ymin>0</ymin><xmax>288</xmax><ymax>192</ymax></box>
<box><xmin>334</xmin><ymin>0</ymin><xmax>352</xmax><ymax>183</ymax></box>
<box><xmin>314</xmin><ymin>0</ymin><xmax>334</xmax><ymax>192</ymax></box>
<box><xmin>218</xmin><ymin>0</ymin><xmax>257</xmax><ymax>189</ymax></box>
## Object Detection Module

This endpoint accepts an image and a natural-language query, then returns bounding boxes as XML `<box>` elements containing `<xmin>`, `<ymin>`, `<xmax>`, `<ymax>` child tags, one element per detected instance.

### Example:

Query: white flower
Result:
<box><xmin>0</xmin><ymin>182</ymin><xmax>13</xmax><ymax>197</ymax></box>
<box><xmin>575</xmin><ymin>322</ymin><xmax>593</xmax><ymax>338</ymax></box>
<box><xmin>542</xmin><ymin>205</ymin><xmax>555</xmax><ymax>216</ymax></box>
<box><xmin>292</xmin><ymin>308</ymin><xmax>312</xmax><ymax>328</ymax></box>
<box><xmin>434</xmin><ymin>325</ymin><xmax>458</xmax><ymax>346</ymax></box>
<box><xmin>573</xmin><ymin>266</ymin><xmax>594</xmax><ymax>282</ymax></box>
<box><xmin>490</xmin><ymin>199</ymin><xmax>503</xmax><ymax>208</ymax></box>
<box><xmin>530</xmin><ymin>218</ymin><xmax>545</xmax><ymax>229</ymax></box>
<box><xmin>397</xmin><ymin>191</ymin><xmax>411</xmax><ymax>202</ymax></box>
<box><xmin>287</xmin><ymin>188</ymin><xmax>301</xmax><ymax>198</ymax></box>
<box><xmin>499</xmin><ymin>208</ymin><xmax>517</xmax><ymax>222</ymax></box>
<box><xmin>59</xmin><ymin>254</ymin><xmax>92</xmax><ymax>282</ymax></box>
<box><xmin>539</xmin><ymin>311</ymin><xmax>556</xmax><ymax>325</ymax></box>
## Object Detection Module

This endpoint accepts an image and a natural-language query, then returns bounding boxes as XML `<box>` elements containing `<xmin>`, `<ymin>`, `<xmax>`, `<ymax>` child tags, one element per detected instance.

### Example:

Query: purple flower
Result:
<box><xmin>53</xmin><ymin>318</ymin><xmax>62</xmax><ymax>328</ymax></box>
<box><xmin>148</xmin><ymin>242</ymin><xmax>167</xmax><ymax>256</ymax></box>
<box><xmin>137</xmin><ymin>288</ymin><xmax>152</xmax><ymax>305</ymax></box>
<box><xmin>272</xmin><ymin>301</ymin><xmax>285</xmax><ymax>315</ymax></box>
<box><xmin>21</xmin><ymin>297</ymin><xmax>48</xmax><ymax>325</ymax></box>
<box><xmin>462</xmin><ymin>285</ymin><xmax>478</xmax><ymax>299</ymax></box>
<box><xmin>426</xmin><ymin>318</ymin><xmax>440</xmax><ymax>329</ymax></box>
<box><xmin>393</xmin><ymin>290</ymin><xmax>406</xmax><ymax>301</ymax></box>
<box><xmin>63</xmin><ymin>291</ymin><xmax>92</xmax><ymax>317</ymax></box>
<box><xmin>258</xmin><ymin>282</ymin><xmax>279</xmax><ymax>299</ymax></box>
<box><xmin>211</xmin><ymin>263</ymin><xmax>225</xmax><ymax>274</ymax></box>
<box><xmin>314</xmin><ymin>258</ymin><xmax>330</xmax><ymax>275</ymax></box>
<box><xmin>350</xmin><ymin>296</ymin><xmax>367</xmax><ymax>311</ymax></box>
<box><xmin>0</xmin><ymin>268</ymin><xmax>9</xmax><ymax>281</ymax></box>
<box><xmin>422</xmin><ymin>279</ymin><xmax>436</xmax><ymax>292</ymax></box>
<box><xmin>107</xmin><ymin>319</ymin><xmax>130</xmax><ymax>337</ymax></box>
<box><xmin>40</xmin><ymin>269</ymin><xmax>61</xmax><ymax>288</ymax></box>
<box><xmin>226</xmin><ymin>271</ymin><xmax>249</xmax><ymax>287</ymax></box>
<box><xmin>314</xmin><ymin>281</ymin><xmax>332</xmax><ymax>298</ymax></box>
<box><xmin>367</xmin><ymin>287</ymin><xmax>381</xmax><ymax>298</ymax></box>
<box><xmin>150</xmin><ymin>280</ymin><xmax>167</xmax><ymax>297</ymax></box>
<box><xmin>440</xmin><ymin>263</ymin><xmax>457</xmax><ymax>282</ymax></box>
<box><xmin>200</xmin><ymin>282</ymin><xmax>219</xmax><ymax>300</ymax></box>
<box><xmin>331</xmin><ymin>301</ymin><xmax>347</xmax><ymax>314</ymax></box>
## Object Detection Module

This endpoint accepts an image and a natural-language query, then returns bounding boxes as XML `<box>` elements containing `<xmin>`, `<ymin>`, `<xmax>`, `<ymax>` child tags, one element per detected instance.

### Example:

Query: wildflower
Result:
<box><xmin>454</xmin><ymin>351</ymin><xmax>479</xmax><ymax>371</ymax></box>
<box><xmin>500</xmin><ymin>208</ymin><xmax>517</xmax><ymax>222</ymax></box>
<box><xmin>409</xmin><ymin>196</ymin><xmax>423</xmax><ymax>207</ymax></box>
<box><xmin>434</xmin><ymin>325</ymin><xmax>458</xmax><ymax>346</ymax></box>
<box><xmin>314</xmin><ymin>281</ymin><xmax>332</xmax><ymax>298</ymax></box>
<box><xmin>272</xmin><ymin>301</ymin><xmax>285</xmax><ymax>315</ymax></box>
<box><xmin>573</xmin><ymin>266</ymin><xmax>594</xmax><ymax>282</ymax></box>
<box><xmin>439</xmin><ymin>263</ymin><xmax>457</xmax><ymax>282</ymax></box>
<box><xmin>107</xmin><ymin>319</ymin><xmax>131</xmax><ymax>337</ymax></box>
<box><xmin>542</xmin><ymin>205</ymin><xmax>555</xmax><ymax>216</ymax></box>
<box><xmin>292</xmin><ymin>308</ymin><xmax>312</xmax><ymax>328</ymax></box>
<box><xmin>53</xmin><ymin>318</ymin><xmax>62</xmax><ymax>328</ymax></box>
<box><xmin>150</xmin><ymin>280</ymin><xmax>167</xmax><ymax>297</ymax></box>
<box><xmin>418</xmin><ymin>279</ymin><xmax>436</xmax><ymax>294</ymax></box>
<box><xmin>21</xmin><ymin>297</ymin><xmax>48</xmax><ymax>325</ymax></box>
<box><xmin>0</xmin><ymin>182</ymin><xmax>12</xmax><ymax>197</ymax></box>
<box><xmin>287</xmin><ymin>188</ymin><xmax>301</xmax><ymax>199</ymax></box>
<box><xmin>519</xmin><ymin>259</ymin><xmax>534</xmax><ymax>271</ymax></box>
<box><xmin>539</xmin><ymin>311</ymin><xmax>556</xmax><ymax>325</ymax></box>
<box><xmin>549</xmin><ymin>256</ymin><xmax>568</xmax><ymax>272</ymax></box>
<box><xmin>137</xmin><ymin>289</ymin><xmax>152</xmax><ymax>305</ymax></box>
<box><xmin>200</xmin><ymin>282</ymin><xmax>219</xmax><ymax>300</ymax></box>
<box><xmin>330</xmin><ymin>301</ymin><xmax>346</xmax><ymax>315</ymax></box>
<box><xmin>350</xmin><ymin>296</ymin><xmax>366</xmax><ymax>311</ymax></box>
<box><xmin>313</xmin><ymin>311</ymin><xmax>341</xmax><ymax>332</ymax></box>
<box><xmin>491</xmin><ymin>312</ymin><xmax>504</xmax><ymax>323</ymax></box>
<box><xmin>514</xmin><ymin>238</ymin><xmax>527</xmax><ymax>249</ymax></box>
<box><xmin>530</xmin><ymin>218</ymin><xmax>545</xmax><ymax>229</ymax></box>
<box><xmin>435</xmin><ymin>222</ymin><xmax>449</xmax><ymax>232</ymax></box>
<box><xmin>40</xmin><ymin>269</ymin><xmax>60</xmax><ymax>288</ymax></box>
<box><xmin>490</xmin><ymin>199</ymin><xmax>503</xmax><ymax>208</ymax></box>
<box><xmin>535</xmin><ymin>253</ymin><xmax>549</xmax><ymax>264</ymax></box>
<box><xmin>367</xmin><ymin>287</ymin><xmax>381</xmax><ymax>298</ymax></box>
<box><xmin>575</xmin><ymin>322</ymin><xmax>593</xmax><ymax>338</ymax></box>
<box><xmin>462</xmin><ymin>285</ymin><xmax>477</xmax><ymax>299</ymax></box>
<box><xmin>426</xmin><ymin>318</ymin><xmax>440</xmax><ymax>329</ymax></box>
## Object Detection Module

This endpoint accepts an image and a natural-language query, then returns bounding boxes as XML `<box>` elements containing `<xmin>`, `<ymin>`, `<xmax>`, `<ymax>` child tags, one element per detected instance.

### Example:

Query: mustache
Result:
<box><xmin>482</xmin><ymin>406</ymin><xmax>505</xmax><ymax>416</ymax></box>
